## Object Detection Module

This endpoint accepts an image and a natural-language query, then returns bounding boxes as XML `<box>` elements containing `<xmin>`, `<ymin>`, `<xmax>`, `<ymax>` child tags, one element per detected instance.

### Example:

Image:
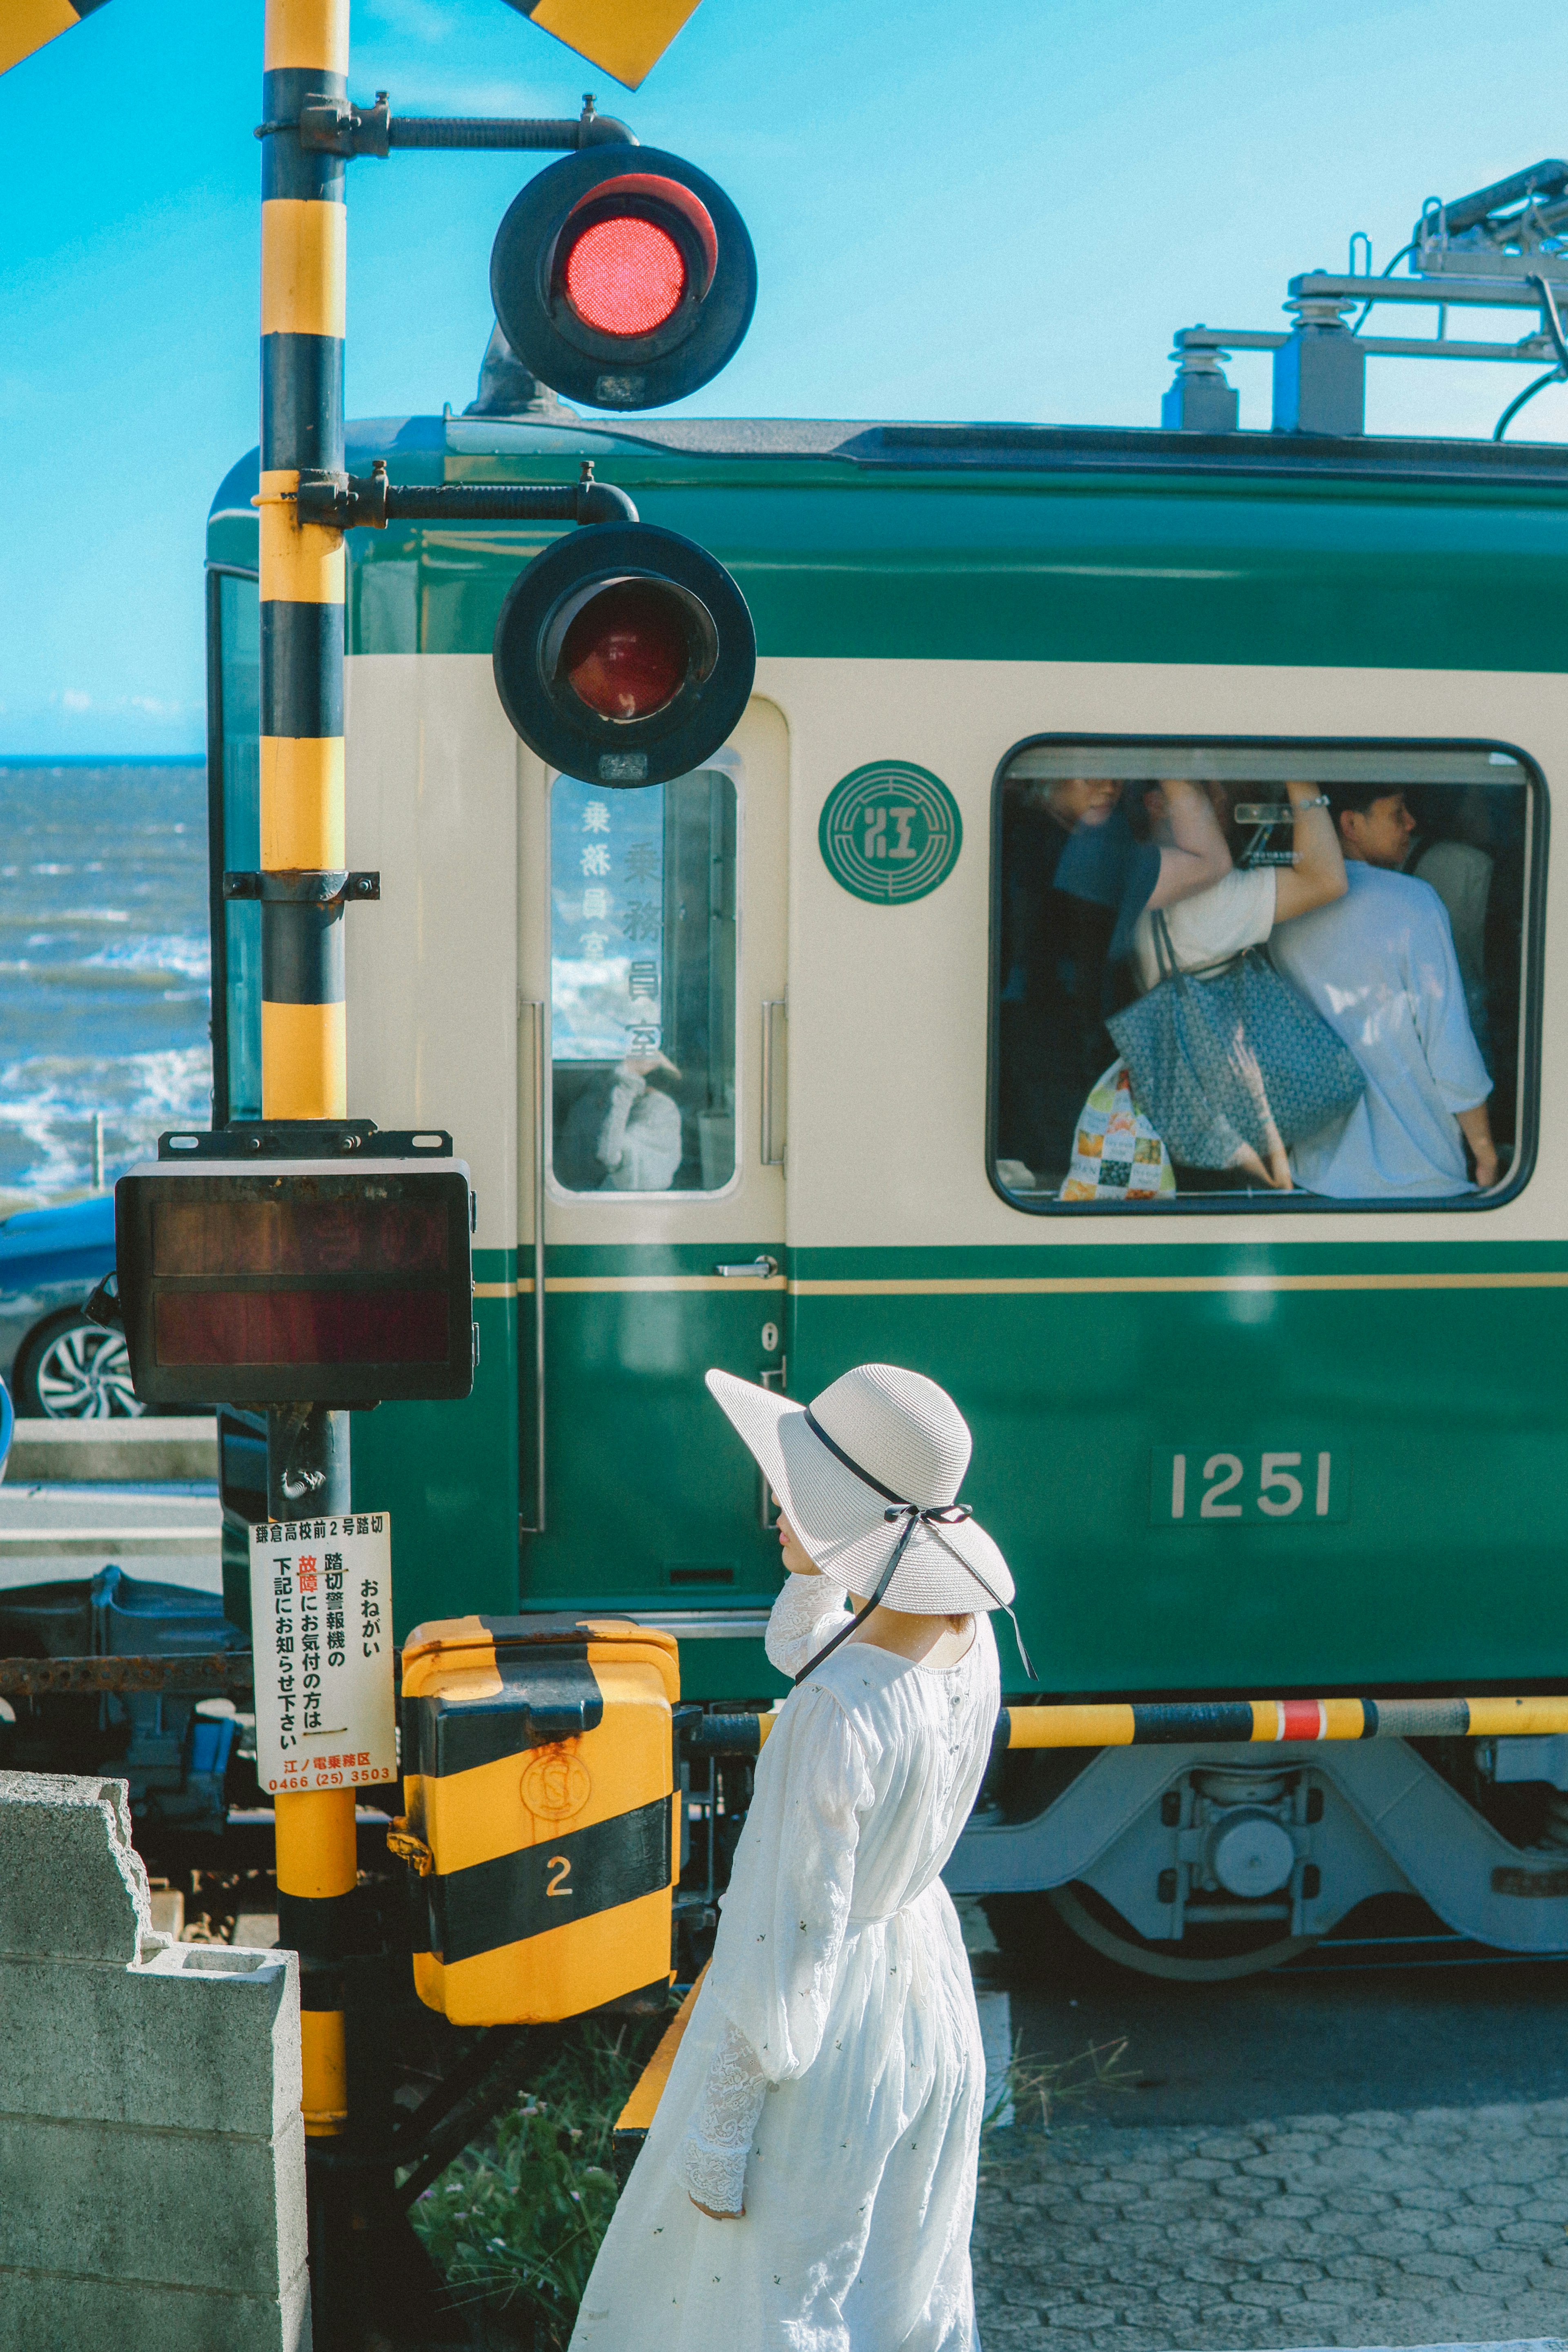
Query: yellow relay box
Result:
<box><xmin>398</xmin><ymin>1613</ymin><xmax>680</xmax><ymax>2025</ymax></box>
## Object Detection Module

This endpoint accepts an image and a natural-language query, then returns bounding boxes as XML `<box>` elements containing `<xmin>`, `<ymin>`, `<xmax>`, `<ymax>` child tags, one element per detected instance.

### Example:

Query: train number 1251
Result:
<box><xmin>1150</xmin><ymin>1445</ymin><xmax>1350</xmax><ymax>1525</ymax></box>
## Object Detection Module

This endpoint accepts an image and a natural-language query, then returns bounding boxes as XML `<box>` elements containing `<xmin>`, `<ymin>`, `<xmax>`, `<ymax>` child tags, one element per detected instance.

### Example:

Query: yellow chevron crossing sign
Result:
<box><xmin>2</xmin><ymin>1</ymin><xmax>703</xmax><ymax>87</ymax></box>
<box><xmin>1</xmin><ymin>0</ymin><xmax>108</xmax><ymax>79</ymax></box>
<box><xmin>500</xmin><ymin>0</ymin><xmax>704</xmax><ymax>87</ymax></box>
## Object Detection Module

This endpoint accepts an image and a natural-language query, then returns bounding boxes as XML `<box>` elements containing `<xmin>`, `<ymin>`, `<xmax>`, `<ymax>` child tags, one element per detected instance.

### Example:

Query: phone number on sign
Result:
<box><xmin>267</xmin><ymin>1749</ymin><xmax>393</xmax><ymax>1794</ymax></box>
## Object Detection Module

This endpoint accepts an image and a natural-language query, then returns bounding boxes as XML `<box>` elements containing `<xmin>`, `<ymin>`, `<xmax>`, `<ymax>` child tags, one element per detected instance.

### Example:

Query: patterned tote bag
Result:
<box><xmin>1107</xmin><ymin>915</ymin><xmax>1365</xmax><ymax>1172</ymax></box>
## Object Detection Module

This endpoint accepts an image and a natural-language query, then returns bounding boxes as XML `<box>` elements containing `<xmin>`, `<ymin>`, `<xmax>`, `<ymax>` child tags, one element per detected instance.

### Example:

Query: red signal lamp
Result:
<box><xmin>557</xmin><ymin>174</ymin><xmax>717</xmax><ymax>339</ymax></box>
<box><xmin>549</xmin><ymin>574</ymin><xmax>715</xmax><ymax>722</ymax></box>
<box><xmin>490</xmin><ymin>147</ymin><xmax>755</xmax><ymax>410</ymax></box>
<box><xmin>564</xmin><ymin>213</ymin><xmax>687</xmax><ymax>336</ymax></box>
<box><xmin>493</xmin><ymin>522</ymin><xmax>755</xmax><ymax>789</ymax></box>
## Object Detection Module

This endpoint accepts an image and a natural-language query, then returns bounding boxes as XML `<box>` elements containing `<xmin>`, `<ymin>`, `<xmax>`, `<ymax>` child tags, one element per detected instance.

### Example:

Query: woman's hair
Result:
<box><xmin>1122</xmin><ymin>784</ymin><xmax>1158</xmax><ymax>842</ymax></box>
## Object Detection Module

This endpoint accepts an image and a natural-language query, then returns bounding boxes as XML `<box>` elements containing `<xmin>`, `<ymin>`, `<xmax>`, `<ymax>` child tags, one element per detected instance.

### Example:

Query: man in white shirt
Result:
<box><xmin>1270</xmin><ymin>784</ymin><xmax>1497</xmax><ymax>1197</ymax></box>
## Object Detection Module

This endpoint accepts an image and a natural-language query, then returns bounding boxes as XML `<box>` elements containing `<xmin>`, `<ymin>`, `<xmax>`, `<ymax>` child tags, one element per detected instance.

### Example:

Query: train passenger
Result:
<box><xmin>997</xmin><ymin>775</ymin><xmax>1229</xmax><ymax>1178</ymax></box>
<box><xmin>572</xmin><ymin>1363</ymin><xmax>1009</xmax><ymax>2352</ymax></box>
<box><xmin>1407</xmin><ymin>787</ymin><xmax>1496</xmax><ymax>1068</ymax></box>
<box><xmin>1127</xmin><ymin>777</ymin><xmax>1347</xmax><ymax>989</ymax></box>
<box><xmin>1270</xmin><ymin>784</ymin><xmax>1498</xmax><ymax>1194</ymax></box>
<box><xmin>1060</xmin><ymin>777</ymin><xmax>1349</xmax><ymax>1198</ymax></box>
<box><xmin>1049</xmin><ymin>773</ymin><xmax>1232</xmax><ymax>952</ymax></box>
<box><xmin>556</xmin><ymin>1051</ymin><xmax>684</xmax><ymax>1191</ymax></box>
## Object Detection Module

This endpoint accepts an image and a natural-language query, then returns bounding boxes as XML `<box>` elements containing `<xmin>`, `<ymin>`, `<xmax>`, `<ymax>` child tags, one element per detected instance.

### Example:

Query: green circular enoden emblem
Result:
<box><xmin>817</xmin><ymin>761</ymin><xmax>963</xmax><ymax>904</ymax></box>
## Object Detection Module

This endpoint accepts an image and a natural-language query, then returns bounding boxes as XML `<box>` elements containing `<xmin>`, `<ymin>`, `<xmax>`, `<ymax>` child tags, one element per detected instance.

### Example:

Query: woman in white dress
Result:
<box><xmin>569</xmin><ymin>1362</ymin><xmax>1019</xmax><ymax>2352</ymax></box>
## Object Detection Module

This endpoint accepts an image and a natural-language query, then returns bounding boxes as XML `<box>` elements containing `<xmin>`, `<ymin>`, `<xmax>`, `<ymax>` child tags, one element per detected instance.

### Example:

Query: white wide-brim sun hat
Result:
<box><xmin>705</xmin><ymin>1361</ymin><xmax>1015</xmax><ymax>1617</ymax></box>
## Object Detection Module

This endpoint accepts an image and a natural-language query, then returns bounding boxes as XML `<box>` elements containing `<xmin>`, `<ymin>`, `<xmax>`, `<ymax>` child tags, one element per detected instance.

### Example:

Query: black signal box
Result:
<box><xmin>115</xmin><ymin>1149</ymin><xmax>475</xmax><ymax>1408</ymax></box>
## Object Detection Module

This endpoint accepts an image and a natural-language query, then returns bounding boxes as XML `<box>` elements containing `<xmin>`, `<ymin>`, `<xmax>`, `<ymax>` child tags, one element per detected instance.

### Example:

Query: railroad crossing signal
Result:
<box><xmin>285</xmin><ymin>133</ymin><xmax>759</xmax><ymax>785</ymax></box>
<box><xmin>490</xmin><ymin>146</ymin><xmax>757</xmax><ymax>408</ymax></box>
<box><xmin>493</xmin><ymin>518</ymin><xmax>756</xmax><ymax>786</ymax></box>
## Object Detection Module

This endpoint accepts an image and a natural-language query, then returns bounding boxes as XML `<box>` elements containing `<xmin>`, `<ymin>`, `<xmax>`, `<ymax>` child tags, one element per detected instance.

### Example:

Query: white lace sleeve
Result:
<box><xmin>764</xmin><ymin>1572</ymin><xmax>851</xmax><ymax>1678</ymax></box>
<box><xmin>673</xmin><ymin>2015</ymin><xmax>769</xmax><ymax>2215</ymax></box>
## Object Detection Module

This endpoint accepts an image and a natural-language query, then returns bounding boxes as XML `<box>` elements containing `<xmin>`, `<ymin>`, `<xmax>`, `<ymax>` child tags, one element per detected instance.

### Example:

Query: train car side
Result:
<box><xmin>206</xmin><ymin>417</ymin><xmax>1568</xmax><ymax>1962</ymax></box>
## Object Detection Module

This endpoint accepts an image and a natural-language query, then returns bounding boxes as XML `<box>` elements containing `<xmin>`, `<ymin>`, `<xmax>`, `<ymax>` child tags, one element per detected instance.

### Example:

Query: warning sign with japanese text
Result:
<box><xmin>249</xmin><ymin>1516</ymin><xmax>396</xmax><ymax>1795</ymax></box>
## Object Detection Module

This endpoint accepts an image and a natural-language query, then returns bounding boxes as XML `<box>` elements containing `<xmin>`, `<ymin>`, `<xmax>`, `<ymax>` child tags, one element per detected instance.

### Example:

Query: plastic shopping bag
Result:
<box><xmin>1059</xmin><ymin>1058</ymin><xmax>1174</xmax><ymax>1202</ymax></box>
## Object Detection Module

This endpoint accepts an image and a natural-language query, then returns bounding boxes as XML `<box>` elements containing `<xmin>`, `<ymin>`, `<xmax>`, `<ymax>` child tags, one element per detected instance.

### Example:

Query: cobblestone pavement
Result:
<box><xmin>973</xmin><ymin>2099</ymin><xmax>1568</xmax><ymax>2350</ymax></box>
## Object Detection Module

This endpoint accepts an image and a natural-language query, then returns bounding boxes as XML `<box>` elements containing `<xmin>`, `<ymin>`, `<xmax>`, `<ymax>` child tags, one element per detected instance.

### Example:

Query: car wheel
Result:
<box><xmin>12</xmin><ymin>1312</ymin><xmax>147</xmax><ymax>1419</ymax></box>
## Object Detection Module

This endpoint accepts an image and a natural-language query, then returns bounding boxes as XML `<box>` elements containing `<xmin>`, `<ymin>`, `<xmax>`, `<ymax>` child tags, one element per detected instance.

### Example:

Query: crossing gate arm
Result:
<box><xmin>612</xmin><ymin>1961</ymin><xmax>708</xmax><ymax>2180</ymax></box>
<box><xmin>678</xmin><ymin>1695</ymin><xmax>1568</xmax><ymax>1764</ymax></box>
<box><xmin>997</xmin><ymin>1695</ymin><xmax>1568</xmax><ymax>1746</ymax></box>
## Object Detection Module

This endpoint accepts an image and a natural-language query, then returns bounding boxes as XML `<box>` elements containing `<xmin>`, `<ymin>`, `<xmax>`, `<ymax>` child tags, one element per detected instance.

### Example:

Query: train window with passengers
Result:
<box><xmin>991</xmin><ymin>743</ymin><xmax>1539</xmax><ymax>1211</ymax></box>
<box><xmin>550</xmin><ymin>766</ymin><xmax>738</xmax><ymax>1193</ymax></box>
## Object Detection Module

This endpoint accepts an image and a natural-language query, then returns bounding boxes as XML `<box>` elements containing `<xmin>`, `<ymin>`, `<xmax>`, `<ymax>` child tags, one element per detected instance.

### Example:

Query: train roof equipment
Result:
<box><xmin>1164</xmin><ymin>158</ymin><xmax>1568</xmax><ymax>442</ymax></box>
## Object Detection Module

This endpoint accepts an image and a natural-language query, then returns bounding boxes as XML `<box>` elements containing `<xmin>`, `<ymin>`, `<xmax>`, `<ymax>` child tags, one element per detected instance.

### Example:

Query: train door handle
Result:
<box><xmin>715</xmin><ymin>1256</ymin><xmax>778</xmax><ymax>1279</ymax></box>
<box><xmin>760</xmin><ymin>998</ymin><xmax>786</xmax><ymax>1168</ymax></box>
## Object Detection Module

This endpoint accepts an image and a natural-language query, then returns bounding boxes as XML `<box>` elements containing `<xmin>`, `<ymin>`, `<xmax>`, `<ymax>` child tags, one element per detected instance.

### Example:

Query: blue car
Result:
<box><xmin>0</xmin><ymin>1195</ymin><xmax>136</xmax><ymax>1418</ymax></box>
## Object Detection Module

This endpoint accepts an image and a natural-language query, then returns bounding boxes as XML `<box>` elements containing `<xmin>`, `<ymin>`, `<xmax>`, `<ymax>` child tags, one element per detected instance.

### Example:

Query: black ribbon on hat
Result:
<box><xmin>793</xmin><ymin>1409</ymin><xmax>1036</xmax><ymax>1685</ymax></box>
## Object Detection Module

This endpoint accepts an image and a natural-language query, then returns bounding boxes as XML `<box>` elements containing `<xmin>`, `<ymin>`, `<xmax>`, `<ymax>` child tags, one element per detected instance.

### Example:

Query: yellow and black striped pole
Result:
<box><xmin>261</xmin><ymin>0</ymin><xmax>349</xmax><ymax>1121</ymax></box>
<box><xmin>260</xmin><ymin>0</ymin><xmax>356</xmax><ymax>2207</ymax></box>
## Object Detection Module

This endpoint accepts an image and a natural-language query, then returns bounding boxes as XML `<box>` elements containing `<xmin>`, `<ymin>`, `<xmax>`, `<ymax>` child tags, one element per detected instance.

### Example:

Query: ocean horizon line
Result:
<box><xmin>0</xmin><ymin>753</ymin><xmax>205</xmax><ymax>767</ymax></box>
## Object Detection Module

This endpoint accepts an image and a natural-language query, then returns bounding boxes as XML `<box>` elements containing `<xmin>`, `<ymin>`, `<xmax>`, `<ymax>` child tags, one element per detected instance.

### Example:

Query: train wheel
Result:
<box><xmin>1047</xmin><ymin>1884</ymin><xmax>1318</xmax><ymax>1982</ymax></box>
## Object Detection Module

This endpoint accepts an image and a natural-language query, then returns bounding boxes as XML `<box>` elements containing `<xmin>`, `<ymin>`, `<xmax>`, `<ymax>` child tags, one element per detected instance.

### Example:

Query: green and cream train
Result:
<box><xmin>204</xmin><ymin>354</ymin><xmax>1568</xmax><ymax>1972</ymax></box>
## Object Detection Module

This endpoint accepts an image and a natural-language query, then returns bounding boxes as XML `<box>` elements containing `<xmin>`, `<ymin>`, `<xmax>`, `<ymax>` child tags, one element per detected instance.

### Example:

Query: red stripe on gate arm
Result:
<box><xmin>1281</xmin><ymin>1699</ymin><xmax>1322</xmax><ymax>1741</ymax></box>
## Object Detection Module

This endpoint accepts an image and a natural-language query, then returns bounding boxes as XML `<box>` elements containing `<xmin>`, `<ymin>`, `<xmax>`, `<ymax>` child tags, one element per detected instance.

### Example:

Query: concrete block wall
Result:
<box><xmin>0</xmin><ymin>1769</ymin><xmax>309</xmax><ymax>2351</ymax></box>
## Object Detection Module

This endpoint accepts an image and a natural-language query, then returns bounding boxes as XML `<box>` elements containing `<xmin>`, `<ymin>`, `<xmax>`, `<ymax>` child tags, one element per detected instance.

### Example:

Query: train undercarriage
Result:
<box><xmin>948</xmin><ymin>1733</ymin><xmax>1568</xmax><ymax>1977</ymax></box>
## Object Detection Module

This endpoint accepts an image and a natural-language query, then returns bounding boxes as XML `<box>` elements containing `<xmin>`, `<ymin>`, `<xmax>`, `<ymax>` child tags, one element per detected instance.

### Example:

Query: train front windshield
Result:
<box><xmin>991</xmin><ymin>742</ymin><xmax>1538</xmax><ymax>1209</ymax></box>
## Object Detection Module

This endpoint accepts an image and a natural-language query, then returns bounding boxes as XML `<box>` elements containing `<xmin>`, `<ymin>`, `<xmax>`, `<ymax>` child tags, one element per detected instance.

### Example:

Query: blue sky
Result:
<box><xmin>0</xmin><ymin>0</ymin><xmax>1561</xmax><ymax>754</ymax></box>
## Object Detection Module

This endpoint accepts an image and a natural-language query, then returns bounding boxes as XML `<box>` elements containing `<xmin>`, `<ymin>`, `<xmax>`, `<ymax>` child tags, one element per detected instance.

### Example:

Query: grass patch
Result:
<box><xmin>410</xmin><ymin>2010</ymin><xmax>1135</xmax><ymax>2342</ymax></box>
<box><xmin>408</xmin><ymin>2017</ymin><xmax>664</xmax><ymax>2351</ymax></box>
<box><xmin>982</xmin><ymin>2035</ymin><xmax>1139</xmax><ymax>2142</ymax></box>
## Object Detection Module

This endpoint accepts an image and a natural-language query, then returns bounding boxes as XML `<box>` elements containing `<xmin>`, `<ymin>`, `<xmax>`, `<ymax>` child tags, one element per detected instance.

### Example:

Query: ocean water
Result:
<box><xmin>0</xmin><ymin>762</ymin><xmax>212</xmax><ymax>1211</ymax></box>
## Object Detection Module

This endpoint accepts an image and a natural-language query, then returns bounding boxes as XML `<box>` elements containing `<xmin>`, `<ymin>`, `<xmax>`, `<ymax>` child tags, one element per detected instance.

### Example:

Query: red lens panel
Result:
<box><xmin>563</xmin><ymin>216</ymin><xmax>687</xmax><ymax>336</ymax></box>
<box><xmin>152</xmin><ymin>1197</ymin><xmax>448</xmax><ymax>1278</ymax></box>
<box><xmin>559</xmin><ymin>582</ymin><xmax>688</xmax><ymax>720</ymax></box>
<box><xmin>154</xmin><ymin>1288</ymin><xmax>449</xmax><ymax>1367</ymax></box>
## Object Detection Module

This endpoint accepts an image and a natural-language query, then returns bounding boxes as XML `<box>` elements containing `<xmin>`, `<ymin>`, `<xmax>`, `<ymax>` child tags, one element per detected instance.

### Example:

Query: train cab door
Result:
<box><xmin>517</xmin><ymin>699</ymin><xmax>791</xmax><ymax>1685</ymax></box>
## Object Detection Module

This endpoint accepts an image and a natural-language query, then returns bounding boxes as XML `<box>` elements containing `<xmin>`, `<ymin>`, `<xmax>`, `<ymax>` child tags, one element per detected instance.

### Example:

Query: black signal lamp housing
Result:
<box><xmin>490</xmin><ymin>146</ymin><xmax>756</xmax><ymax>410</ymax></box>
<box><xmin>492</xmin><ymin>520</ymin><xmax>756</xmax><ymax>788</ymax></box>
<box><xmin>115</xmin><ymin>1154</ymin><xmax>476</xmax><ymax>1409</ymax></box>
